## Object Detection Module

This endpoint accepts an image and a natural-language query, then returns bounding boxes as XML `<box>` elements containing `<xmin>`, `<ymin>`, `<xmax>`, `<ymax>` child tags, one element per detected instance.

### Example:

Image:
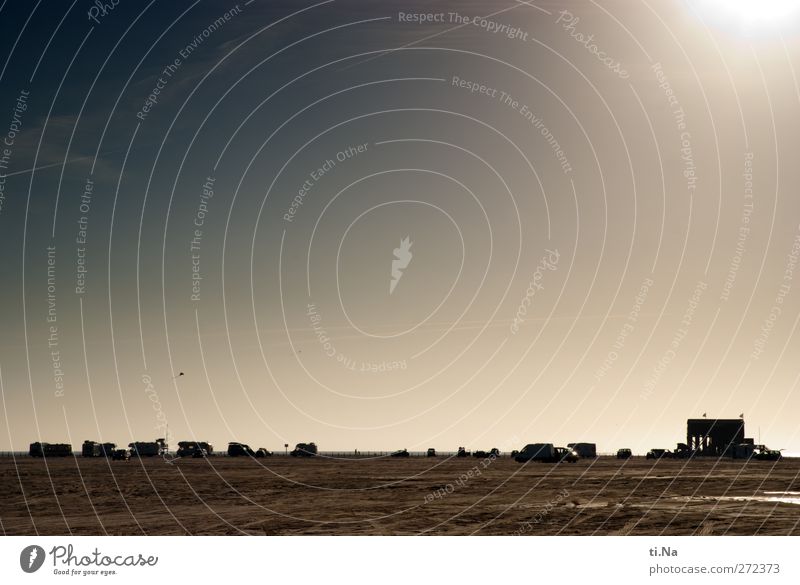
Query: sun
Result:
<box><xmin>688</xmin><ymin>0</ymin><xmax>800</xmax><ymax>36</ymax></box>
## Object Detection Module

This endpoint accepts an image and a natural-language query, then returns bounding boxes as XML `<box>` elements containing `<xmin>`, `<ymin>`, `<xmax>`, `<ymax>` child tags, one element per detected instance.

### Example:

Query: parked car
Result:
<box><xmin>515</xmin><ymin>444</ymin><xmax>578</xmax><ymax>463</ymax></box>
<box><xmin>456</xmin><ymin>447</ymin><xmax>470</xmax><ymax>457</ymax></box>
<box><xmin>128</xmin><ymin>439</ymin><xmax>167</xmax><ymax>457</ymax></box>
<box><xmin>29</xmin><ymin>442</ymin><xmax>72</xmax><ymax>457</ymax></box>
<box><xmin>473</xmin><ymin>448</ymin><xmax>500</xmax><ymax>458</ymax></box>
<box><xmin>568</xmin><ymin>443</ymin><xmax>597</xmax><ymax>458</ymax></box>
<box><xmin>111</xmin><ymin>448</ymin><xmax>131</xmax><ymax>461</ymax></box>
<box><xmin>426</xmin><ymin>448</ymin><xmax>436</xmax><ymax>457</ymax></box>
<box><xmin>255</xmin><ymin>448</ymin><xmax>273</xmax><ymax>458</ymax></box>
<box><xmin>555</xmin><ymin>447</ymin><xmax>579</xmax><ymax>463</ymax></box>
<box><xmin>82</xmin><ymin>440</ymin><xmax>102</xmax><ymax>457</ymax></box>
<box><xmin>390</xmin><ymin>449</ymin><xmax>410</xmax><ymax>458</ymax></box>
<box><xmin>515</xmin><ymin>443</ymin><xmax>555</xmax><ymax>462</ymax></box>
<box><xmin>646</xmin><ymin>449</ymin><xmax>673</xmax><ymax>460</ymax></box>
<box><xmin>673</xmin><ymin>443</ymin><xmax>696</xmax><ymax>459</ymax></box>
<box><xmin>290</xmin><ymin>442</ymin><xmax>317</xmax><ymax>457</ymax></box>
<box><xmin>616</xmin><ymin>448</ymin><xmax>633</xmax><ymax>459</ymax></box>
<box><xmin>227</xmin><ymin>442</ymin><xmax>255</xmax><ymax>457</ymax></box>
<box><xmin>177</xmin><ymin>441</ymin><xmax>213</xmax><ymax>458</ymax></box>
<box><xmin>752</xmin><ymin>447</ymin><xmax>782</xmax><ymax>461</ymax></box>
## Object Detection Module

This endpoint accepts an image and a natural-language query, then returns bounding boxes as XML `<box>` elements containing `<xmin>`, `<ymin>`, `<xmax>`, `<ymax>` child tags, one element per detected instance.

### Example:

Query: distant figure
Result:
<box><xmin>390</xmin><ymin>236</ymin><xmax>413</xmax><ymax>294</ymax></box>
<box><xmin>702</xmin><ymin>412</ymin><xmax>707</xmax><ymax>418</ymax></box>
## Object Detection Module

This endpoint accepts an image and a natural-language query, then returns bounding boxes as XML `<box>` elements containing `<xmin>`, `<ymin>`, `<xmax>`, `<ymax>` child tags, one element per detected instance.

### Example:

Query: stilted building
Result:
<box><xmin>686</xmin><ymin>418</ymin><xmax>745</xmax><ymax>456</ymax></box>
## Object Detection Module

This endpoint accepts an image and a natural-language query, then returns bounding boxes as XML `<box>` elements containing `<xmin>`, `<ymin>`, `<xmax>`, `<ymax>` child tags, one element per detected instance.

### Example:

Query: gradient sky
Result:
<box><xmin>1</xmin><ymin>0</ymin><xmax>799</xmax><ymax>454</ymax></box>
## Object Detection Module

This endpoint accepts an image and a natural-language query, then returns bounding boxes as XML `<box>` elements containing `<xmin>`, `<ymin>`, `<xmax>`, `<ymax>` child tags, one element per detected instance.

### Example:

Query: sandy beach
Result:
<box><xmin>1</xmin><ymin>456</ymin><xmax>798</xmax><ymax>536</ymax></box>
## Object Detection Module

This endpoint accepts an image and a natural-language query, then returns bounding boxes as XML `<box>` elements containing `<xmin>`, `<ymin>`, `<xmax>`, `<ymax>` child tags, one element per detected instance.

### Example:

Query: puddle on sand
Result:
<box><xmin>677</xmin><ymin>492</ymin><xmax>800</xmax><ymax>506</ymax></box>
<box><xmin>761</xmin><ymin>491</ymin><xmax>800</xmax><ymax>505</ymax></box>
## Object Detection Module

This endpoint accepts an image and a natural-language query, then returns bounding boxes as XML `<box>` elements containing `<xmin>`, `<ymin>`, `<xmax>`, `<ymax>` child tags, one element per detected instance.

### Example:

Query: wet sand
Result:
<box><xmin>1</xmin><ymin>456</ymin><xmax>798</xmax><ymax>535</ymax></box>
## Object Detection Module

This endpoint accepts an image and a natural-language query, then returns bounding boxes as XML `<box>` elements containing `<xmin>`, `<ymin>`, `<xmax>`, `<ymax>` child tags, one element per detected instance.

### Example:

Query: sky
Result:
<box><xmin>0</xmin><ymin>0</ymin><xmax>799</xmax><ymax>455</ymax></box>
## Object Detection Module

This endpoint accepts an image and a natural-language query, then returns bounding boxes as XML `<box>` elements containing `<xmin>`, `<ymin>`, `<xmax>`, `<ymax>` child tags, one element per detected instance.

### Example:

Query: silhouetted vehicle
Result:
<box><xmin>129</xmin><ymin>438</ymin><xmax>167</xmax><ymax>457</ymax></box>
<box><xmin>227</xmin><ymin>442</ymin><xmax>255</xmax><ymax>457</ymax></box>
<box><xmin>646</xmin><ymin>449</ymin><xmax>672</xmax><ymax>460</ymax></box>
<box><xmin>510</xmin><ymin>450</ymin><xmax>519</xmax><ymax>458</ymax></box>
<box><xmin>290</xmin><ymin>442</ymin><xmax>317</xmax><ymax>457</ymax></box>
<box><xmin>82</xmin><ymin>441</ymin><xmax>102</xmax><ymax>457</ymax></box>
<box><xmin>473</xmin><ymin>448</ymin><xmax>500</xmax><ymax>458</ymax></box>
<box><xmin>29</xmin><ymin>442</ymin><xmax>72</xmax><ymax>457</ymax></box>
<box><xmin>568</xmin><ymin>443</ymin><xmax>597</xmax><ymax>458</ymax></box>
<box><xmin>83</xmin><ymin>441</ymin><xmax>116</xmax><ymax>457</ymax></box>
<box><xmin>752</xmin><ymin>446</ymin><xmax>782</xmax><ymax>461</ymax></box>
<box><xmin>515</xmin><ymin>444</ymin><xmax>578</xmax><ymax>463</ymax></box>
<box><xmin>616</xmin><ymin>448</ymin><xmax>632</xmax><ymax>459</ymax></box>
<box><xmin>556</xmin><ymin>448</ymin><xmax>579</xmax><ymax>463</ymax></box>
<box><xmin>457</xmin><ymin>447</ymin><xmax>470</xmax><ymax>457</ymax></box>
<box><xmin>111</xmin><ymin>448</ymin><xmax>131</xmax><ymax>461</ymax></box>
<box><xmin>255</xmin><ymin>448</ymin><xmax>272</xmax><ymax>458</ymax></box>
<box><xmin>426</xmin><ymin>448</ymin><xmax>436</xmax><ymax>457</ymax></box>
<box><xmin>515</xmin><ymin>443</ymin><xmax>554</xmax><ymax>462</ymax></box>
<box><xmin>673</xmin><ymin>443</ymin><xmax>696</xmax><ymax>459</ymax></box>
<box><xmin>177</xmin><ymin>441</ymin><xmax>213</xmax><ymax>457</ymax></box>
<box><xmin>391</xmin><ymin>449</ymin><xmax>410</xmax><ymax>458</ymax></box>
<box><xmin>192</xmin><ymin>448</ymin><xmax>208</xmax><ymax>458</ymax></box>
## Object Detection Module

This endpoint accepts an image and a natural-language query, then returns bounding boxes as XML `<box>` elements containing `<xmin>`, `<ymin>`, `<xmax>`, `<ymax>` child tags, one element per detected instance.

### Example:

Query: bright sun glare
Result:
<box><xmin>690</xmin><ymin>0</ymin><xmax>800</xmax><ymax>35</ymax></box>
